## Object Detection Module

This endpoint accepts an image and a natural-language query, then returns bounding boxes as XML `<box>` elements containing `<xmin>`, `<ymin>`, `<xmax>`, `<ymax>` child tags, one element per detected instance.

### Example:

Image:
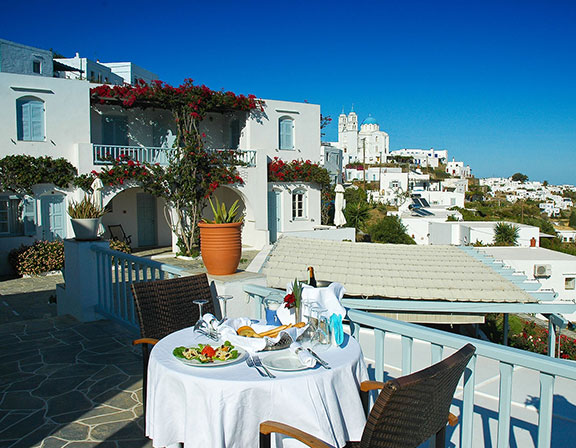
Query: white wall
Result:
<box><xmin>0</xmin><ymin>73</ymin><xmax>91</xmax><ymax>162</ymax></box>
<box><xmin>0</xmin><ymin>39</ymin><xmax>53</xmax><ymax>77</ymax></box>
<box><xmin>270</xmin><ymin>182</ymin><xmax>321</xmax><ymax>233</ymax></box>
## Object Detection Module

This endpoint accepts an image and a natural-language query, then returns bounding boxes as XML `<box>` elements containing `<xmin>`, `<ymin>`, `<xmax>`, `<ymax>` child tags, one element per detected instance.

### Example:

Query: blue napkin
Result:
<box><xmin>330</xmin><ymin>314</ymin><xmax>344</xmax><ymax>346</ymax></box>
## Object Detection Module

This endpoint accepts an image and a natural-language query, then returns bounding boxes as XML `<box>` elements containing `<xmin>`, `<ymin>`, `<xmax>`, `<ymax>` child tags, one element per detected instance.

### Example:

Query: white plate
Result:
<box><xmin>175</xmin><ymin>347</ymin><xmax>247</xmax><ymax>367</ymax></box>
<box><xmin>261</xmin><ymin>351</ymin><xmax>308</xmax><ymax>371</ymax></box>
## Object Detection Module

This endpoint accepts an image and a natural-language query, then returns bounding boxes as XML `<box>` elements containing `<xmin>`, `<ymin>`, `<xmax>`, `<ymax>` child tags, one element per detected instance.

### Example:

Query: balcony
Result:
<box><xmin>92</xmin><ymin>144</ymin><xmax>257</xmax><ymax>167</ymax></box>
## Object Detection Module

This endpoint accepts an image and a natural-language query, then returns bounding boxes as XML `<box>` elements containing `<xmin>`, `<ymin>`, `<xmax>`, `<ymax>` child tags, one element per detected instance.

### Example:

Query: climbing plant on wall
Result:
<box><xmin>89</xmin><ymin>79</ymin><xmax>264</xmax><ymax>255</ymax></box>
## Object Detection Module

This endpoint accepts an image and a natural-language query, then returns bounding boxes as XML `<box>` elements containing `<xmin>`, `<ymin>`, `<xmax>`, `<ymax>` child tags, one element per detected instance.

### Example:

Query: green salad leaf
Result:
<box><xmin>173</xmin><ymin>346</ymin><xmax>187</xmax><ymax>358</ymax></box>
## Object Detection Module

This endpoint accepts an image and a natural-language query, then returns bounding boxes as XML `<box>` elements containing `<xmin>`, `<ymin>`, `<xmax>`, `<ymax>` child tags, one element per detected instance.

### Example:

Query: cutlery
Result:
<box><xmin>197</xmin><ymin>328</ymin><xmax>219</xmax><ymax>341</ymax></box>
<box><xmin>252</xmin><ymin>354</ymin><xmax>276</xmax><ymax>378</ymax></box>
<box><xmin>246</xmin><ymin>356</ymin><xmax>267</xmax><ymax>377</ymax></box>
<box><xmin>306</xmin><ymin>348</ymin><xmax>331</xmax><ymax>369</ymax></box>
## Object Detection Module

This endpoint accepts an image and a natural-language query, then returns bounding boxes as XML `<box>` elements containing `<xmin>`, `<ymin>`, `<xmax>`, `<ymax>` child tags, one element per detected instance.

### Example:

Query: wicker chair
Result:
<box><xmin>131</xmin><ymin>274</ymin><xmax>216</xmax><ymax>407</ymax></box>
<box><xmin>260</xmin><ymin>343</ymin><xmax>476</xmax><ymax>448</ymax></box>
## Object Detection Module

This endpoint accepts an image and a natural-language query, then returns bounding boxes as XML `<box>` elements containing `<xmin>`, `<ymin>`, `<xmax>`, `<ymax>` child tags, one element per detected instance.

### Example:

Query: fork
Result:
<box><xmin>252</xmin><ymin>354</ymin><xmax>275</xmax><ymax>378</ymax></box>
<box><xmin>246</xmin><ymin>355</ymin><xmax>267</xmax><ymax>377</ymax></box>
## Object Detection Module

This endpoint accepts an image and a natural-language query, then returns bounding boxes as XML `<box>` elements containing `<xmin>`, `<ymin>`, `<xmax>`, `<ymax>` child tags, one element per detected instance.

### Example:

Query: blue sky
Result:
<box><xmin>3</xmin><ymin>0</ymin><xmax>575</xmax><ymax>184</ymax></box>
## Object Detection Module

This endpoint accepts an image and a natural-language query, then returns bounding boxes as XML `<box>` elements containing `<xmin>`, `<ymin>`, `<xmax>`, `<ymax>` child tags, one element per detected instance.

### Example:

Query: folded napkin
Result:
<box><xmin>289</xmin><ymin>342</ymin><xmax>317</xmax><ymax>368</ymax></box>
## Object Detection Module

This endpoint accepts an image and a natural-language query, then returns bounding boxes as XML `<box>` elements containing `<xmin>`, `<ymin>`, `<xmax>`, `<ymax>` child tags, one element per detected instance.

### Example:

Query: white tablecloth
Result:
<box><xmin>146</xmin><ymin>328</ymin><xmax>369</xmax><ymax>448</ymax></box>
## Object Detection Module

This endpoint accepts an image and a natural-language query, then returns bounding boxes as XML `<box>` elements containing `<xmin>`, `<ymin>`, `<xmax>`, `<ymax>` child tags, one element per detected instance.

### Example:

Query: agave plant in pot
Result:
<box><xmin>67</xmin><ymin>196</ymin><xmax>107</xmax><ymax>241</ymax></box>
<box><xmin>198</xmin><ymin>198</ymin><xmax>244</xmax><ymax>275</ymax></box>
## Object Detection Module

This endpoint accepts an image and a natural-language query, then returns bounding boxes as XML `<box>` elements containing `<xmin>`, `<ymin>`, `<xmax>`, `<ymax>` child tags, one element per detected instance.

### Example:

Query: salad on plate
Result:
<box><xmin>173</xmin><ymin>341</ymin><xmax>242</xmax><ymax>365</ymax></box>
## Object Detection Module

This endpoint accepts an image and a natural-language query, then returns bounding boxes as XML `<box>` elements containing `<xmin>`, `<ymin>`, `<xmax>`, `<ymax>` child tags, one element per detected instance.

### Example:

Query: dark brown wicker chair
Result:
<box><xmin>260</xmin><ymin>343</ymin><xmax>476</xmax><ymax>448</ymax></box>
<box><xmin>131</xmin><ymin>274</ymin><xmax>216</xmax><ymax>408</ymax></box>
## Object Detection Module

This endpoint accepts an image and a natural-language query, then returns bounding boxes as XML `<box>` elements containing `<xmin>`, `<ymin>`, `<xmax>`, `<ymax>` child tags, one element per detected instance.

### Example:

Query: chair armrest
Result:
<box><xmin>133</xmin><ymin>338</ymin><xmax>159</xmax><ymax>346</ymax></box>
<box><xmin>360</xmin><ymin>381</ymin><xmax>458</xmax><ymax>426</ymax></box>
<box><xmin>360</xmin><ymin>380</ymin><xmax>385</xmax><ymax>392</ymax></box>
<box><xmin>259</xmin><ymin>421</ymin><xmax>333</xmax><ymax>448</ymax></box>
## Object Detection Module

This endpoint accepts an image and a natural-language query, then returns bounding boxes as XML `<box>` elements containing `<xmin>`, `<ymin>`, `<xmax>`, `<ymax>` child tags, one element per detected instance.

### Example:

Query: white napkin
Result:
<box><xmin>285</xmin><ymin>282</ymin><xmax>347</xmax><ymax>318</ymax></box>
<box><xmin>215</xmin><ymin>317</ymin><xmax>268</xmax><ymax>352</ymax></box>
<box><xmin>290</xmin><ymin>342</ymin><xmax>317</xmax><ymax>368</ymax></box>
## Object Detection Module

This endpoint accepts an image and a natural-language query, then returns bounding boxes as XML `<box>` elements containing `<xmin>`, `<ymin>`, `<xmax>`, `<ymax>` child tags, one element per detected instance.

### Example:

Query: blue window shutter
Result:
<box><xmin>279</xmin><ymin>118</ymin><xmax>294</xmax><ymax>150</ymax></box>
<box><xmin>30</xmin><ymin>101</ymin><xmax>44</xmax><ymax>141</ymax></box>
<box><xmin>20</xmin><ymin>102</ymin><xmax>31</xmax><ymax>140</ymax></box>
<box><xmin>23</xmin><ymin>196</ymin><xmax>36</xmax><ymax>236</ymax></box>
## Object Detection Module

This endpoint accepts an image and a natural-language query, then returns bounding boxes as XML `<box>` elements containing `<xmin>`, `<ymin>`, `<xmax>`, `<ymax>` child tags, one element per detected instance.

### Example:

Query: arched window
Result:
<box><xmin>292</xmin><ymin>188</ymin><xmax>306</xmax><ymax>219</ymax></box>
<box><xmin>16</xmin><ymin>97</ymin><xmax>45</xmax><ymax>141</ymax></box>
<box><xmin>279</xmin><ymin>116</ymin><xmax>294</xmax><ymax>150</ymax></box>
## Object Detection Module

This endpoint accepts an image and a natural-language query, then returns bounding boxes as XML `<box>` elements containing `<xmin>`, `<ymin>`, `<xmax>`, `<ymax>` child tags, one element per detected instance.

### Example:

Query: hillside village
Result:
<box><xmin>1</xmin><ymin>35</ymin><xmax>576</xmax><ymax>448</ymax></box>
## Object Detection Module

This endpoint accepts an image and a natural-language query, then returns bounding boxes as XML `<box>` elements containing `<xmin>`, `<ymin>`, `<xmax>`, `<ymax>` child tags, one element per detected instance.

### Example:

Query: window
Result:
<box><xmin>102</xmin><ymin>116</ymin><xmax>129</xmax><ymax>146</ymax></box>
<box><xmin>32</xmin><ymin>60</ymin><xmax>41</xmax><ymax>74</ymax></box>
<box><xmin>279</xmin><ymin>117</ymin><xmax>294</xmax><ymax>150</ymax></box>
<box><xmin>230</xmin><ymin>118</ymin><xmax>240</xmax><ymax>149</ymax></box>
<box><xmin>292</xmin><ymin>189</ymin><xmax>306</xmax><ymax>219</ymax></box>
<box><xmin>566</xmin><ymin>277</ymin><xmax>575</xmax><ymax>290</ymax></box>
<box><xmin>16</xmin><ymin>97</ymin><xmax>45</xmax><ymax>141</ymax></box>
<box><xmin>0</xmin><ymin>195</ymin><xmax>35</xmax><ymax>236</ymax></box>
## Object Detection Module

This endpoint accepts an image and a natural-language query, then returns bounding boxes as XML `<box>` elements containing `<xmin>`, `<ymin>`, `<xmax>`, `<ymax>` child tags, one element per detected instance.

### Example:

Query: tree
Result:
<box><xmin>368</xmin><ymin>215</ymin><xmax>416</xmax><ymax>245</ymax></box>
<box><xmin>570</xmin><ymin>211</ymin><xmax>576</xmax><ymax>229</ymax></box>
<box><xmin>493</xmin><ymin>222</ymin><xmax>520</xmax><ymax>246</ymax></box>
<box><xmin>511</xmin><ymin>173</ymin><xmax>528</xmax><ymax>183</ymax></box>
<box><xmin>344</xmin><ymin>202</ymin><xmax>371</xmax><ymax>232</ymax></box>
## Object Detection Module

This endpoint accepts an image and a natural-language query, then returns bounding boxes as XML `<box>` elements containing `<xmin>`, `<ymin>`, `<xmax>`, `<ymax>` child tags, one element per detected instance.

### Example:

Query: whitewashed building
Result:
<box><xmin>0</xmin><ymin>42</ymin><xmax>336</xmax><ymax>273</ymax></box>
<box><xmin>389</xmin><ymin>148</ymin><xmax>447</xmax><ymax>168</ymax></box>
<box><xmin>331</xmin><ymin>109</ymin><xmax>389</xmax><ymax>166</ymax></box>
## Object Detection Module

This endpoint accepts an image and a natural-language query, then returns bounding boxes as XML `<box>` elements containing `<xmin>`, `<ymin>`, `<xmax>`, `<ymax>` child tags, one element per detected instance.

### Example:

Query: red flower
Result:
<box><xmin>284</xmin><ymin>293</ymin><xmax>295</xmax><ymax>309</ymax></box>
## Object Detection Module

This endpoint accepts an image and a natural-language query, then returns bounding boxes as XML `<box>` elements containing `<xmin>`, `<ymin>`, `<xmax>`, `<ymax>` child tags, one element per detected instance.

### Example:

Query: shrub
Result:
<box><xmin>344</xmin><ymin>202</ymin><xmax>371</xmax><ymax>232</ymax></box>
<box><xmin>368</xmin><ymin>215</ymin><xmax>416</xmax><ymax>245</ymax></box>
<box><xmin>493</xmin><ymin>222</ymin><xmax>519</xmax><ymax>246</ymax></box>
<box><xmin>10</xmin><ymin>240</ymin><xmax>65</xmax><ymax>276</ymax></box>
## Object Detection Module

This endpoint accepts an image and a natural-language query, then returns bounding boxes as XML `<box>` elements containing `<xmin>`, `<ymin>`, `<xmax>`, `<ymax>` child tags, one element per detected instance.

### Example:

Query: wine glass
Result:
<box><xmin>299</xmin><ymin>301</ymin><xmax>320</xmax><ymax>347</ymax></box>
<box><xmin>263</xmin><ymin>293</ymin><xmax>282</xmax><ymax>325</ymax></box>
<box><xmin>193</xmin><ymin>298</ymin><xmax>209</xmax><ymax>332</ymax></box>
<box><xmin>216</xmin><ymin>295</ymin><xmax>233</xmax><ymax>322</ymax></box>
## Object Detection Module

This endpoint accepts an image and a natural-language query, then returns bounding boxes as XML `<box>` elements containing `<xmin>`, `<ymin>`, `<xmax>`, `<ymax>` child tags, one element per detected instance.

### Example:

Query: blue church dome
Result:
<box><xmin>363</xmin><ymin>115</ymin><xmax>378</xmax><ymax>125</ymax></box>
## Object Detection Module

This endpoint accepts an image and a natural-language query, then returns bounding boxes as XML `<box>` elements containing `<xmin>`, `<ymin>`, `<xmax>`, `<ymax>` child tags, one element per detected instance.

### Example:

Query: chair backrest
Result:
<box><xmin>131</xmin><ymin>274</ymin><xmax>216</xmax><ymax>340</ymax></box>
<box><xmin>360</xmin><ymin>343</ymin><xmax>476</xmax><ymax>448</ymax></box>
<box><xmin>108</xmin><ymin>224</ymin><xmax>127</xmax><ymax>240</ymax></box>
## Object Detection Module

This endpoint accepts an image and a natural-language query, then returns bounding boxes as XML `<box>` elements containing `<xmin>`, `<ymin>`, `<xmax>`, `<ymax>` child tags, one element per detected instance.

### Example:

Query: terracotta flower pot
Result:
<box><xmin>198</xmin><ymin>222</ymin><xmax>242</xmax><ymax>275</ymax></box>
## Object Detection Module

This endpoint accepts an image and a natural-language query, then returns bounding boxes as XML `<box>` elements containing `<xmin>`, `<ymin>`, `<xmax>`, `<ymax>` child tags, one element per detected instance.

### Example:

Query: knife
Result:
<box><xmin>306</xmin><ymin>348</ymin><xmax>331</xmax><ymax>369</ymax></box>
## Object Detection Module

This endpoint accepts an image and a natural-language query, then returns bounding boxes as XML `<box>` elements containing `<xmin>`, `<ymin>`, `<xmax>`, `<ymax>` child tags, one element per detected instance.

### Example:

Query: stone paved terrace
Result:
<box><xmin>0</xmin><ymin>315</ymin><xmax>150</xmax><ymax>448</ymax></box>
<box><xmin>0</xmin><ymin>247</ymin><xmax>261</xmax><ymax>447</ymax></box>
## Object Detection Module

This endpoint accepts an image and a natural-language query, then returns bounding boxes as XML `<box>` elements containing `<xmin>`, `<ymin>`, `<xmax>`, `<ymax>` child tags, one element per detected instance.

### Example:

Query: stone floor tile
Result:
<box><xmin>34</xmin><ymin>375</ymin><xmax>91</xmax><ymax>398</ymax></box>
<box><xmin>8</xmin><ymin>422</ymin><xmax>61</xmax><ymax>448</ymax></box>
<box><xmin>100</xmin><ymin>390</ymin><xmax>139</xmax><ymax>411</ymax></box>
<box><xmin>38</xmin><ymin>437</ymin><xmax>68</xmax><ymax>448</ymax></box>
<box><xmin>7</xmin><ymin>373</ymin><xmax>47</xmax><ymax>391</ymax></box>
<box><xmin>85</xmin><ymin>374</ymin><xmax>130</xmax><ymax>400</ymax></box>
<box><xmin>65</xmin><ymin>442</ymin><xmax>117</xmax><ymax>448</ymax></box>
<box><xmin>0</xmin><ymin>409</ymin><xmax>46</xmax><ymax>439</ymax></box>
<box><xmin>1</xmin><ymin>391</ymin><xmax>45</xmax><ymax>410</ymax></box>
<box><xmin>90</xmin><ymin>419</ymin><xmax>146</xmax><ymax>441</ymax></box>
<box><xmin>51</xmin><ymin>364</ymin><xmax>105</xmax><ymax>379</ymax></box>
<box><xmin>46</xmin><ymin>391</ymin><xmax>92</xmax><ymax>417</ymax></box>
<box><xmin>42</xmin><ymin>345</ymin><xmax>84</xmax><ymax>364</ymax></box>
<box><xmin>50</xmin><ymin>422</ymin><xmax>90</xmax><ymax>440</ymax></box>
<box><xmin>79</xmin><ymin>409</ymin><xmax>136</xmax><ymax>425</ymax></box>
<box><xmin>118</xmin><ymin>375</ymin><xmax>142</xmax><ymax>392</ymax></box>
<box><xmin>89</xmin><ymin>365</ymin><xmax>123</xmax><ymax>381</ymax></box>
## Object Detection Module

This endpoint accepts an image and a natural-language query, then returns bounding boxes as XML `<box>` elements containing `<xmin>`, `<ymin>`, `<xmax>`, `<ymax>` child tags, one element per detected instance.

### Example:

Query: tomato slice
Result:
<box><xmin>201</xmin><ymin>345</ymin><xmax>216</xmax><ymax>358</ymax></box>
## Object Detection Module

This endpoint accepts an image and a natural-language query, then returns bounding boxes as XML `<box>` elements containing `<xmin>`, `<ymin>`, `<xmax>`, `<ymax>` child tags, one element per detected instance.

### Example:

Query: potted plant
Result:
<box><xmin>67</xmin><ymin>196</ymin><xmax>106</xmax><ymax>241</ymax></box>
<box><xmin>198</xmin><ymin>198</ymin><xmax>243</xmax><ymax>275</ymax></box>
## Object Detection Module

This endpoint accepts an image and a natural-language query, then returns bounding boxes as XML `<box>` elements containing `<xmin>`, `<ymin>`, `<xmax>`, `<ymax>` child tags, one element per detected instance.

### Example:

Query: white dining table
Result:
<box><xmin>146</xmin><ymin>327</ymin><xmax>369</xmax><ymax>448</ymax></box>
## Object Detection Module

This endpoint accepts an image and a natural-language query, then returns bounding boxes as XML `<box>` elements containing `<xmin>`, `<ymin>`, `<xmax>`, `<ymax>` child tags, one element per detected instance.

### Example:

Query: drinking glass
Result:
<box><xmin>300</xmin><ymin>302</ymin><xmax>321</xmax><ymax>347</ymax></box>
<box><xmin>193</xmin><ymin>298</ymin><xmax>209</xmax><ymax>332</ymax></box>
<box><xmin>216</xmin><ymin>295</ymin><xmax>233</xmax><ymax>321</ymax></box>
<box><xmin>263</xmin><ymin>293</ymin><xmax>283</xmax><ymax>325</ymax></box>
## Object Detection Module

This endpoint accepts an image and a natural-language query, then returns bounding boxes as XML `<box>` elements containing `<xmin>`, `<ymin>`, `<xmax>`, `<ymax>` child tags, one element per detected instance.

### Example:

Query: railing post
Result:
<box><xmin>537</xmin><ymin>373</ymin><xmax>555</xmax><ymax>448</ymax></box>
<box><xmin>461</xmin><ymin>355</ymin><xmax>476</xmax><ymax>448</ymax></box>
<box><xmin>57</xmin><ymin>239</ymin><xmax>110</xmax><ymax>322</ymax></box>
<box><xmin>497</xmin><ymin>362</ymin><xmax>513</xmax><ymax>448</ymax></box>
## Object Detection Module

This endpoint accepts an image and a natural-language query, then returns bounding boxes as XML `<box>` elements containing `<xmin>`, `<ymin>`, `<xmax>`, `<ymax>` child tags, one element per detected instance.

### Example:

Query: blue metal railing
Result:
<box><xmin>92</xmin><ymin>246</ymin><xmax>187</xmax><ymax>329</ymax></box>
<box><xmin>243</xmin><ymin>284</ymin><xmax>576</xmax><ymax>447</ymax></box>
<box><xmin>347</xmin><ymin>309</ymin><xmax>576</xmax><ymax>448</ymax></box>
<box><xmin>93</xmin><ymin>144</ymin><xmax>173</xmax><ymax>166</ymax></box>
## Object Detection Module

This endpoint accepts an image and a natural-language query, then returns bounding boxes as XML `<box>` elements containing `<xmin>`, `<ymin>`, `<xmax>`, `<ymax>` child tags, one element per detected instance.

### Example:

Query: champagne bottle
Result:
<box><xmin>307</xmin><ymin>266</ymin><xmax>317</xmax><ymax>288</ymax></box>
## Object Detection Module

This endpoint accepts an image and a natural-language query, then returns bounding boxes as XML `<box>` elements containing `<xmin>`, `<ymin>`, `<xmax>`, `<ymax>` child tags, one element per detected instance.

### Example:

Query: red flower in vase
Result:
<box><xmin>283</xmin><ymin>293</ymin><xmax>295</xmax><ymax>309</ymax></box>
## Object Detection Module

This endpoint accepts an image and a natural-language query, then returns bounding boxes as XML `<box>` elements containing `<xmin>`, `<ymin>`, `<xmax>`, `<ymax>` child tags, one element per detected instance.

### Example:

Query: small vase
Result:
<box><xmin>71</xmin><ymin>218</ymin><xmax>101</xmax><ymax>241</ymax></box>
<box><xmin>294</xmin><ymin>303</ymin><xmax>303</xmax><ymax>324</ymax></box>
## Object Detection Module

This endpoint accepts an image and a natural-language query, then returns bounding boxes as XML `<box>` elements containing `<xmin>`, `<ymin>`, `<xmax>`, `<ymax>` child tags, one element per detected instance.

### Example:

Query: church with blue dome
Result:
<box><xmin>330</xmin><ymin>108</ymin><xmax>390</xmax><ymax>166</ymax></box>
